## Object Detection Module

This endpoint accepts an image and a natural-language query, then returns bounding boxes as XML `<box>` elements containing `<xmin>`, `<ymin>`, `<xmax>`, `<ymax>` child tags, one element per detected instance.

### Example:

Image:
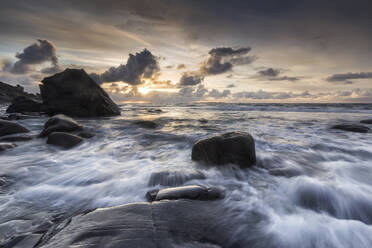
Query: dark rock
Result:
<box><xmin>0</xmin><ymin>134</ymin><xmax>33</xmax><ymax>142</ymax></box>
<box><xmin>47</xmin><ymin>132</ymin><xmax>83</xmax><ymax>149</ymax></box>
<box><xmin>148</xmin><ymin>185</ymin><xmax>224</xmax><ymax>202</ymax></box>
<box><xmin>0</xmin><ymin>143</ymin><xmax>17</xmax><ymax>152</ymax></box>
<box><xmin>146</xmin><ymin>189</ymin><xmax>159</xmax><ymax>202</ymax></box>
<box><xmin>148</xmin><ymin>169</ymin><xmax>206</xmax><ymax>187</ymax></box>
<box><xmin>77</xmin><ymin>131</ymin><xmax>95</xmax><ymax>139</ymax></box>
<box><xmin>40</xmin><ymin>114</ymin><xmax>83</xmax><ymax>137</ymax></box>
<box><xmin>6</xmin><ymin>96</ymin><xmax>44</xmax><ymax>114</ymax></box>
<box><xmin>360</xmin><ymin>119</ymin><xmax>372</xmax><ymax>124</ymax></box>
<box><xmin>0</xmin><ymin>120</ymin><xmax>29</xmax><ymax>137</ymax></box>
<box><xmin>5</xmin><ymin>113</ymin><xmax>42</xmax><ymax>120</ymax></box>
<box><xmin>134</xmin><ymin>120</ymin><xmax>158</xmax><ymax>129</ymax></box>
<box><xmin>0</xmin><ymin>82</ymin><xmax>40</xmax><ymax>103</ymax></box>
<box><xmin>37</xmin><ymin>200</ymin><xmax>231</xmax><ymax>248</ymax></box>
<box><xmin>39</xmin><ymin>69</ymin><xmax>121</xmax><ymax>117</ymax></box>
<box><xmin>192</xmin><ymin>132</ymin><xmax>256</xmax><ymax>168</ymax></box>
<box><xmin>331</xmin><ymin>124</ymin><xmax>370</xmax><ymax>133</ymax></box>
<box><xmin>1</xmin><ymin>233</ymin><xmax>43</xmax><ymax>248</ymax></box>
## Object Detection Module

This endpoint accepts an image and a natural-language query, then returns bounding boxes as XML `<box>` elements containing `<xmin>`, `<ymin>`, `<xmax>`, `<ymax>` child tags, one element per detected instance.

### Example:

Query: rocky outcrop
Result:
<box><xmin>0</xmin><ymin>143</ymin><xmax>17</xmax><ymax>152</ymax></box>
<box><xmin>148</xmin><ymin>169</ymin><xmax>206</xmax><ymax>187</ymax></box>
<box><xmin>146</xmin><ymin>185</ymin><xmax>224</xmax><ymax>202</ymax></box>
<box><xmin>331</xmin><ymin>124</ymin><xmax>370</xmax><ymax>133</ymax></box>
<box><xmin>360</xmin><ymin>119</ymin><xmax>372</xmax><ymax>124</ymax></box>
<box><xmin>39</xmin><ymin>69</ymin><xmax>121</xmax><ymax>117</ymax></box>
<box><xmin>46</xmin><ymin>132</ymin><xmax>83</xmax><ymax>149</ymax></box>
<box><xmin>0</xmin><ymin>82</ymin><xmax>39</xmax><ymax>103</ymax></box>
<box><xmin>192</xmin><ymin>132</ymin><xmax>256</xmax><ymax>168</ymax></box>
<box><xmin>34</xmin><ymin>200</ymin><xmax>233</xmax><ymax>248</ymax></box>
<box><xmin>6</xmin><ymin>96</ymin><xmax>44</xmax><ymax>114</ymax></box>
<box><xmin>0</xmin><ymin>120</ymin><xmax>29</xmax><ymax>137</ymax></box>
<box><xmin>40</xmin><ymin>114</ymin><xmax>83</xmax><ymax>137</ymax></box>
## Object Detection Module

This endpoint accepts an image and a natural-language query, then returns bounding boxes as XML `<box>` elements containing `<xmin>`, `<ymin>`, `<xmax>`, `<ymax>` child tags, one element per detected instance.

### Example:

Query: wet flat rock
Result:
<box><xmin>148</xmin><ymin>169</ymin><xmax>206</xmax><ymax>187</ymax></box>
<box><xmin>331</xmin><ymin>124</ymin><xmax>370</xmax><ymax>133</ymax></box>
<box><xmin>37</xmin><ymin>200</ymin><xmax>228</xmax><ymax>248</ymax></box>
<box><xmin>360</xmin><ymin>119</ymin><xmax>372</xmax><ymax>124</ymax></box>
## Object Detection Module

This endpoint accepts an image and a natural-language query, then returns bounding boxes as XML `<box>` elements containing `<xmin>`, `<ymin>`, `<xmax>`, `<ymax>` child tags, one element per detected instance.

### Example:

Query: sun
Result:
<box><xmin>138</xmin><ymin>87</ymin><xmax>151</xmax><ymax>95</ymax></box>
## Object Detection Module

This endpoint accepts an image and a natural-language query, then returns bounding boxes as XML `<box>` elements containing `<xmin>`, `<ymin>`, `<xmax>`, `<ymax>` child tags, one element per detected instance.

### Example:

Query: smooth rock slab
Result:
<box><xmin>40</xmin><ymin>114</ymin><xmax>83</xmax><ymax>137</ymax></box>
<box><xmin>47</xmin><ymin>132</ymin><xmax>82</xmax><ymax>149</ymax></box>
<box><xmin>149</xmin><ymin>185</ymin><xmax>224</xmax><ymax>202</ymax></box>
<box><xmin>0</xmin><ymin>120</ymin><xmax>29</xmax><ymax>137</ymax></box>
<box><xmin>331</xmin><ymin>124</ymin><xmax>370</xmax><ymax>133</ymax></box>
<box><xmin>192</xmin><ymin>132</ymin><xmax>256</xmax><ymax>168</ymax></box>
<box><xmin>148</xmin><ymin>169</ymin><xmax>206</xmax><ymax>187</ymax></box>
<box><xmin>38</xmin><ymin>200</ymin><xmax>230</xmax><ymax>248</ymax></box>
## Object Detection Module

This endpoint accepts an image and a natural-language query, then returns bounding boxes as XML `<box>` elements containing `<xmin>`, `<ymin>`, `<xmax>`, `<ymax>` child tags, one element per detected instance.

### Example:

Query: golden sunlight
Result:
<box><xmin>138</xmin><ymin>86</ymin><xmax>151</xmax><ymax>95</ymax></box>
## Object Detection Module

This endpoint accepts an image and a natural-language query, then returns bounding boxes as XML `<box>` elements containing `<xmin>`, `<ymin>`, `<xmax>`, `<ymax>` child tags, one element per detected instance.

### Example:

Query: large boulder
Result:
<box><xmin>40</xmin><ymin>114</ymin><xmax>83</xmax><ymax>137</ymax></box>
<box><xmin>192</xmin><ymin>132</ymin><xmax>256</xmax><ymax>168</ymax></box>
<box><xmin>0</xmin><ymin>120</ymin><xmax>29</xmax><ymax>137</ymax></box>
<box><xmin>35</xmin><ymin>200</ymin><xmax>234</xmax><ymax>248</ymax></box>
<box><xmin>6</xmin><ymin>96</ymin><xmax>44</xmax><ymax>114</ymax></box>
<box><xmin>47</xmin><ymin>132</ymin><xmax>83</xmax><ymax>149</ymax></box>
<box><xmin>39</xmin><ymin>69</ymin><xmax>121</xmax><ymax>117</ymax></box>
<box><xmin>331</xmin><ymin>124</ymin><xmax>370</xmax><ymax>133</ymax></box>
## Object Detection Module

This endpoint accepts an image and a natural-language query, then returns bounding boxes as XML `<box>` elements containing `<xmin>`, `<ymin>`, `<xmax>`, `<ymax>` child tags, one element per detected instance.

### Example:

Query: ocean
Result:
<box><xmin>1</xmin><ymin>103</ymin><xmax>372</xmax><ymax>247</ymax></box>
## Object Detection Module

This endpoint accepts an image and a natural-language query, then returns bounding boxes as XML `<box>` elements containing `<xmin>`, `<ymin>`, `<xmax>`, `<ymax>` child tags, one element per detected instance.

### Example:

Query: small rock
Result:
<box><xmin>0</xmin><ymin>143</ymin><xmax>17</xmax><ymax>152</ymax></box>
<box><xmin>0</xmin><ymin>120</ymin><xmax>29</xmax><ymax>137</ymax></box>
<box><xmin>198</xmin><ymin>118</ymin><xmax>208</xmax><ymax>124</ymax></box>
<box><xmin>40</xmin><ymin>114</ymin><xmax>83</xmax><ymax>137</ymax></box>
<box><xmin>6</xmin><ymin>96</ymin><xmax>44</xmax><ymax>114</ymax></box>
<box><xmin>148</xmin><ymin>169</ymin><xmax>206</xmax><ymax>187</ymax></box>
<box><xmin>148</xmin><ymin>109</ymin><xmax>162</xmax><ymax>113</ymax></box>
<box><xmin>47</xmin><ymin>132</ymin><xmax>83</xmax><ymax>149</ymax></box>
<box><xmin>192</xmin><ymin>132</ymin><xmax>256</xmax><ymax>168</ymax></box>
<box><xmin>331</xmin><ymin>124</ymin><xmax>370</xmax><ymax>133</ymax></box>
<box><xmin>0</xmin><ymin>134</ymin><xmax>33</xmax><ymax>142</ymax></box>
<box><xmin>134</xmin><ymin>120</ymin><xmax>158</xmax><ymax>129</ymax></box>
<box><xmin>360</xmin><ymin>119</ymin><xmax>372</xmax><ymax>124</ymax></box>
<box><xmin>147</xmin><ymin>185</ymin><xmax>224</xmax><ymax>202</ymax></box>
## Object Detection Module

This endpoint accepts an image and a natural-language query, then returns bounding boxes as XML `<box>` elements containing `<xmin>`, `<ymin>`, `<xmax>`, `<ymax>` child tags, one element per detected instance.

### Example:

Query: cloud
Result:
<box><xmin>92</xmin><ymin>49</ymin><xmax>160</xmax><ymax>85</ymax></box>
<box><xmin>208</xmin><ymin>89</ymin><xmax>231</xmax><ymax>98</ymax></box>
<box><xmin>233</xmin><ymin>89</ymin><xmax>312</xmax><ymax>100</ymax></box>
<box><xmin>326</xmin><ymin>72</ymin><xmax>372</xmax><ymax>84</ymax></box>
<box><xmin>256</xmin><ymin>67</ymin><xmax>299</xmax><ymax>81</ymax></box>
<box><xmin>258</xmin><ymin>68</ymin><xmax>280</xmax><ymax>77</ymax></box>
<box><xmin>8</xmin><ymin>39</ymin><xmax>60</xmax><ymax>74</ymax></box>
<box><xmin>177</xmin><ymin>64</ymin><xmax>186</xmax><ymax>69</ymax></box>
<box><xmin>200</xmin><ymin>46</ymin><xmax>255</xmax><ymax>75</ymax></box>
<box><xmin>179</xmin><ymin>71</ymin><xmax>204</xmax><ymax>86</ymax></box>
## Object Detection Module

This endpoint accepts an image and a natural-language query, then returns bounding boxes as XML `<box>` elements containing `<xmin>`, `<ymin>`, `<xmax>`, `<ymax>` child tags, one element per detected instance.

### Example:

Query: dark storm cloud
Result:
<box><xmin>326</xmin><ymin>72</ymin><xmax>372</xmax><ymax>83</ymax></box>
<box><xmin>93</xmin><ymin>49</ymin><xmax>160</xmax><ymax>85</ymax></box>
<box><xmin>5</xmin><ymin>39</ymin><xmax>60</xmax><ymax>74</ymax></box>
<box><xmin>257</xmin><ymin>68</ymin><xmax>300</xmax><ymax>82</ymax></box>
<box><xmin>258</xmin><ymin>68</ymin><xmax>280</xmax><ymax>77</ymax></box>
<box><xmin>179</xmin><ymin>72</ymin><xmax>204</xmax><ymax>86</ymax></box>
<box><xmin>200</xmin><ymin>47</ymin><xmax>255</xmax><ymax>75</ymax></box>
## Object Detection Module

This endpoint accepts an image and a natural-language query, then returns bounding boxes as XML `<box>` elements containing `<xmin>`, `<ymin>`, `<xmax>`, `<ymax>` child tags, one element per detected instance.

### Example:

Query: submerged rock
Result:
<box><xmin>148</xmin><ymin>169</ymin><xmax>206</xmax><ymax>187</ymax></box>
<box><xmin>36</xmin><ymin>200</ymin><xmax>231</xmax><ymax>248</ymax></box>
<box><xmin>0</xmin><ymin>120</ymin><xmax>29</xmax><ymax>137</ymax></box>
<box><xmin>6</xmin><ymin>96</ymin><xmax>44</xmax><ymax>114</ymax></box>
<box><xmin>40</xmin><ymin>69</ymin><xmax>121</xmax><ymax>117</ymax></box>
<box><xmin>147</xmin><ymin>109</ymin><xmax>162</xmax><ymax>113</ymax></box>
<box><xmin>0</xmin><ymin>143</ymin><xmax>17</xmax><ymax>152</ymax></box>
<box><xmin>134</xmin><ymin>120</ymin><xmax>158</xmax><ymax>129</ymax></box>
<box><xmin>40</xmin><ymin>114</ymin><xmax>83</xmax><ymax>137</ymax></box>
<box><xmin>47</xmin><ymin>132</ymin><xmax>82</xmax><ymax>149</ymax></box>
<box><xmin>192</xmin><ymin>132</ymin><xmax>256</xmax><ymax>168</ymax></box>
<box><xmin>331</xmin><ymin>124</ymin><xmax>370</xmax><ymax>133</ymax></box>
<box><xmin>147</xmin><ymin>185</ymin><xmax>224</xmax><ymax>202</ymax></box>
<box><xmin>360</xmin><ymin>119</ymin><xmax>372</xmax><ymax>124</ymax></box>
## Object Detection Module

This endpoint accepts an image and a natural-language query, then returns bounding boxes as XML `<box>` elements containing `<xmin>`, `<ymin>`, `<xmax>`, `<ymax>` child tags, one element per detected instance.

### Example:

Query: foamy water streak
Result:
<box><xmin>1</xmin><ymin>103</ymin><xmax>372</xmax><ymax>247</ymax></box>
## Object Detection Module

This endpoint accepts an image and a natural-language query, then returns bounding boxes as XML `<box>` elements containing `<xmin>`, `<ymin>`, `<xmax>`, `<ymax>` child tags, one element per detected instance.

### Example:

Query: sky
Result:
<box><xmin>1</xmin><ymin>0</ymin><xmax>372</xmax><ymax>103</ymax></box>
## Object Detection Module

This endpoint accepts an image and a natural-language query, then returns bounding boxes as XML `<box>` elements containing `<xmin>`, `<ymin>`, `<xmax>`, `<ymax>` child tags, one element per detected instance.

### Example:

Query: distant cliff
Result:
<box><xmin>0</xmin><ymin>82</ymin><xmax>40</xmax><ymax>103</ymax></box>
